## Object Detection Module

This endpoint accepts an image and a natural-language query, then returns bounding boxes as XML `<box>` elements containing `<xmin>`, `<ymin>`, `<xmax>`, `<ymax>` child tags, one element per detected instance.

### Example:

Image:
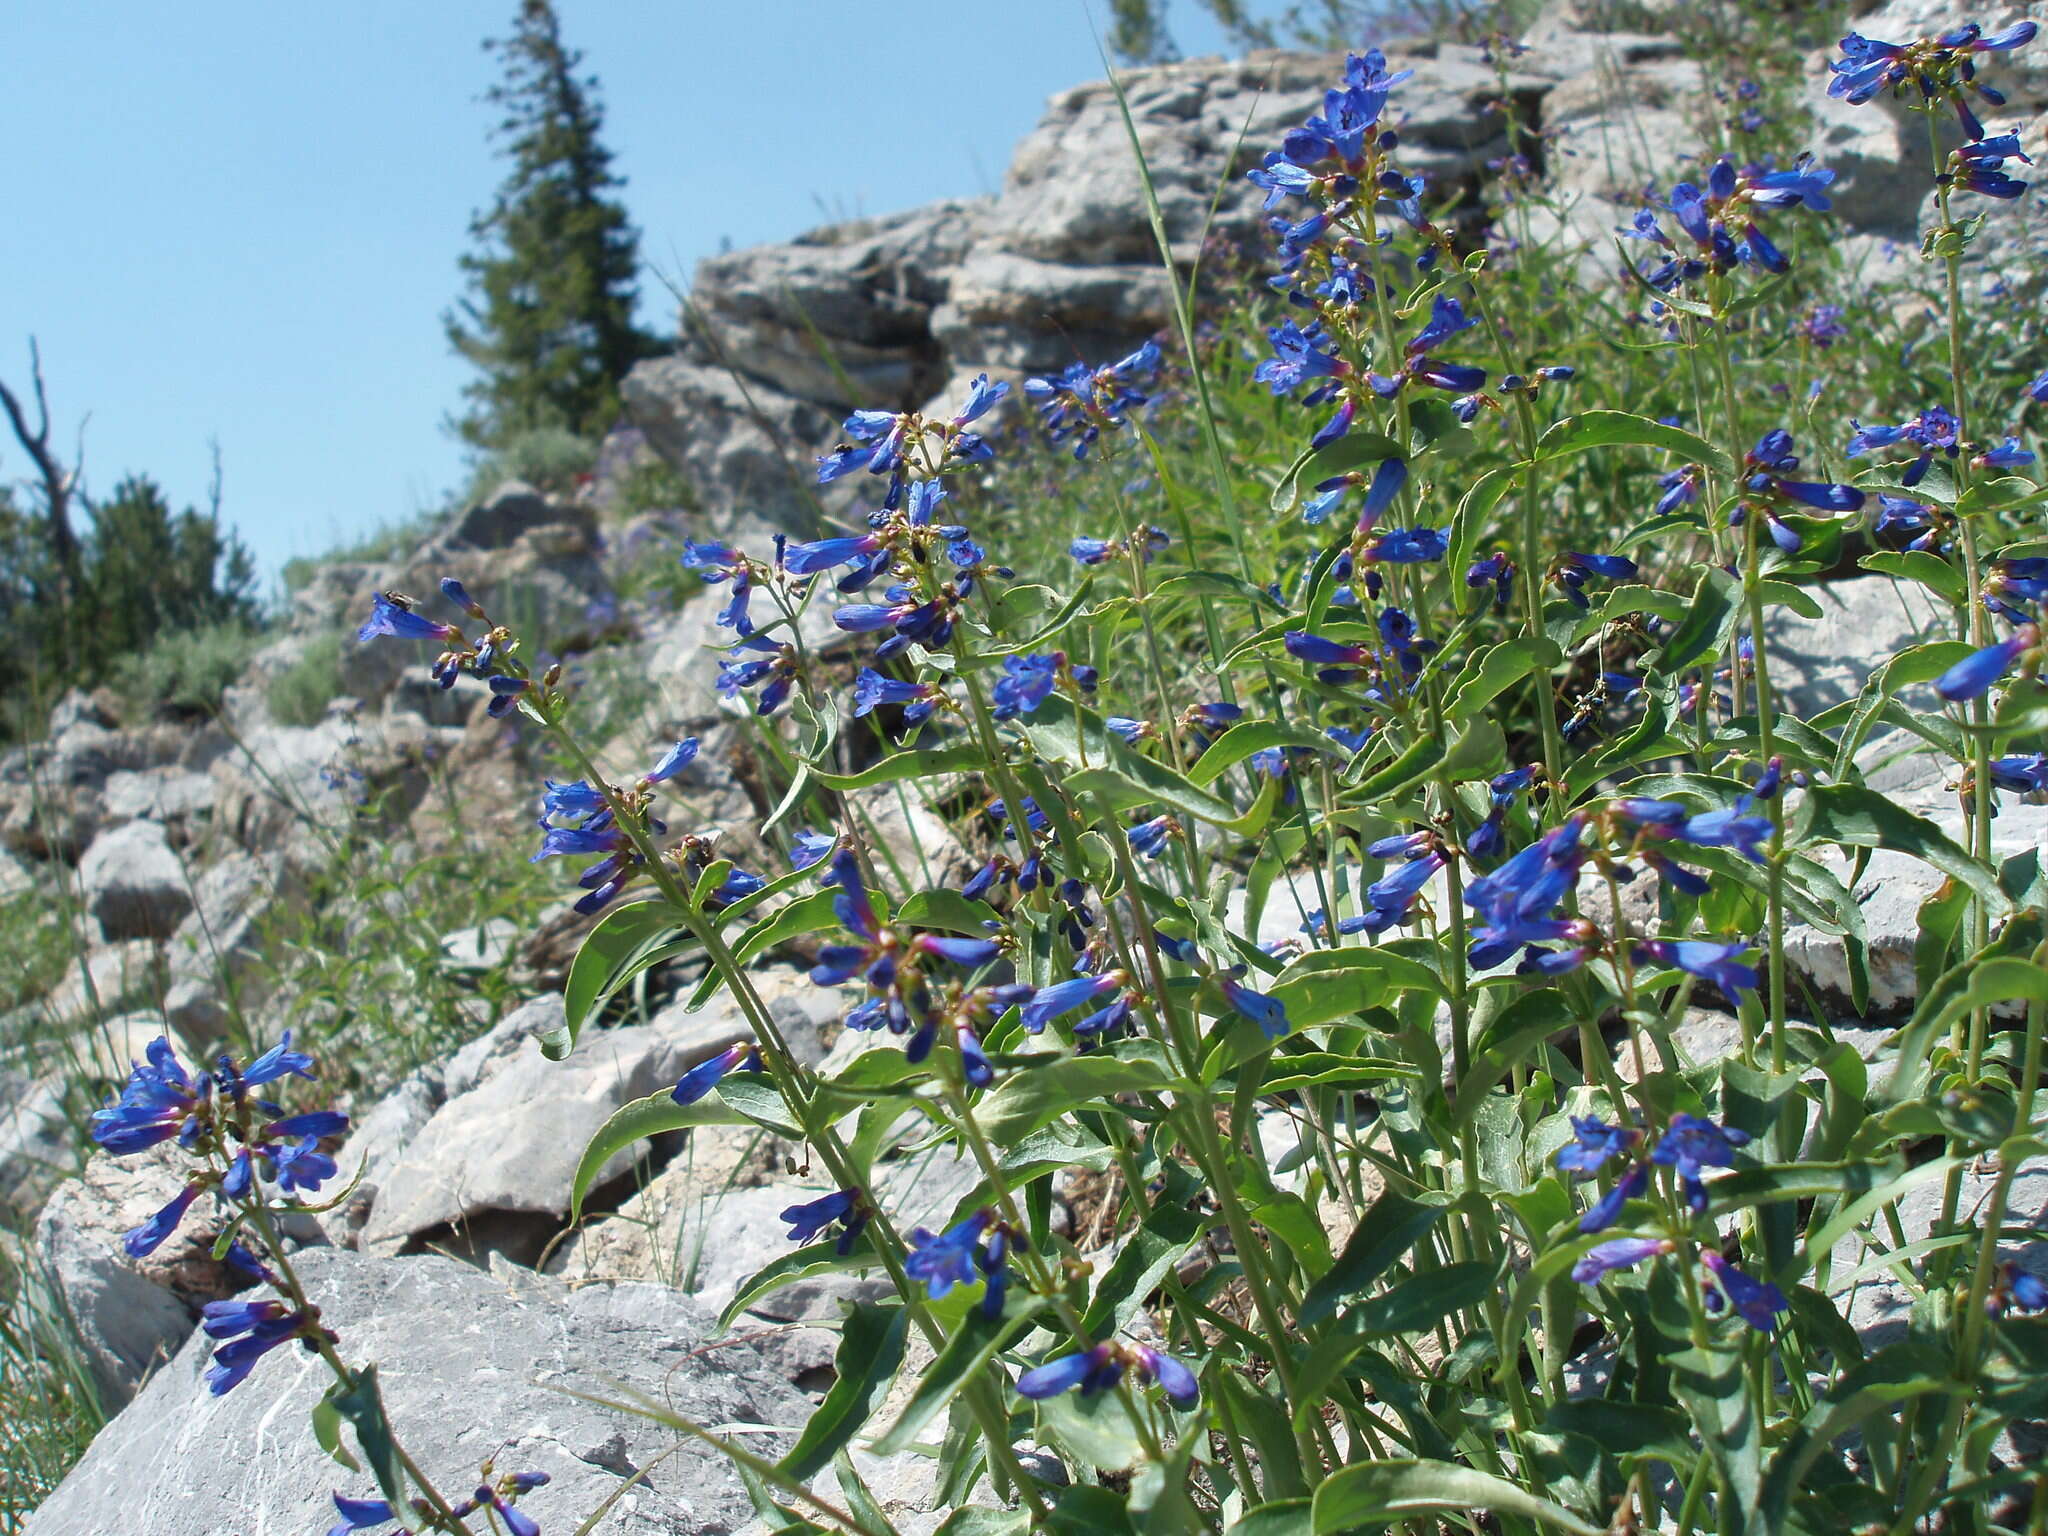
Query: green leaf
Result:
<box><xmin>1229</xmin><ymin>1500</ymin><xmax>1312</xmax><ymax>1536</ymax></box>
<box><xmin>1859</xmin><ymin>549</ymin><xmax>1968</xmax><ymax>606</ymax></box>
<box><xmin>1669</xmin><ymin>1344</ymin><xmax>1762</xmax><ymax>1536</ymax></box>
<box><xmin>1268</xmin><ymin>429</ymin><xmax>1406</xmax><ymax>513</ymax></box>
<box><xmin>973</xmin><ymin>1053</ymin><xmax>1168</xmax><ymax>1145</ymax></box>
<box><xmin>1822</xmin><ymin>640</ymin><xmax>1973</xmax><ymax>779</ymax></box>
<box><xmin>570</xmin><ymin>1088</ymin><xmax>744</xmax><ymax>1222</ymax></box>
<box><xmin>1081</xmin><ymin>1200</ymin><xmax>1208</xmax><ymax>1338</ymax></box>
<box><xmin>1299</xmin><ymin>1189</ymin><xmax>1451</xmax><ymax>1327</ymax></box>
<box><xmin>720</xmin><ymin>1239</ymin><xmax>878</xmax><ymax>1330</ymax></box>
<box><xmin>895</xmin><ymin>889</ymin><xmax>1002</xmax><ymax>935</ymax></box>
<box><xmin>687</xmin><ymin>889</ymin><xmax>845</xmax><ymax>1009</ymax></box>
<box><xmin>1536</xmin><ymin>409</ymin><xmax>1733</xmax><ymax>478</ymax></box>
<box><xmin>1443</xmin><ymin>637</ymin><xmax>1563</xmax><ymax>719</ymax></box>
<box><xmin>1262</xmin><ymin>947</ymin><xmax>1444</xmax><ymax>1036</ymax></box>
<box><xmin>1035</xmin><ymin>1380</ymin><xmax>1145</xmax><ymax>1473</ymax></box>
<box><xmin>1802</xmin><ymin>783</ymin><xmax>2007</xmax><ymax>910</ymax></box>
<box><xmin>1188</xmin><ymin>721</ymin><xmax>1338</xmax><ymax>784</ymax></box>
<box><xmin>778</xmin><ymin>1303</ymin><xmax>908</xmax><ymax>1481</ymax></box>
<box><xmin>311</xmin><ymin>1389</ymin><xmax>361</xmax><ymax>1473</ymax></box>
<box><xmin>1023</xmin><ymin>695</ymin><xmax>1241</xmax><ymax>828</ymax></box>
<box><xmin>718</xmin><ymin>1074</ymin><xmax>806</xmax><ymax>1138</ymax></box>
<box><xmin>1150</xmin><ymin>569</ymin><xmax>1283</xmax><ymax>614</ymax></box>
<box><xmin>1345</xmin><ymin>734</ymin><xmax>1445</xmax><ymax>798</ymax></box>
<box><xmin>871</xmin><ymin>1303</ymin><xmax>1038</xmax><ymax>1454</ymax></box>
<box><xmin>553</xmin><ymin>899</ymin><xmax>692</xmax><ymax>1060</ymax></box>
<box><xmin>330</xmin><ymin>1367</ymin><xmax>408</xmax><ymax>1514</ymax></box>
<box><xmin>1312</xmin><ymin>1459</ymin><xmax>1603</xmax><ymax>1536</ymax></box>
<box><xmin>813</xmin><ymin>746</ymin><xmax>985</xmax><ymax>791</ymax></box>
<box><xmin>1657</xmin><ymin>565</ymin><xmax>1741</xmax><ymax>672</ymax></box>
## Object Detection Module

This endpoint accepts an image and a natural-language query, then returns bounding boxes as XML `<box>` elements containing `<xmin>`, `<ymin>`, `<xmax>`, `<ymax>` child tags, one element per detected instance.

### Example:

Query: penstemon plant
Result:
<box><xmin>83</xmin><ymin>15</ymin><xmax>2048</xmax><ymax>1536</ymax></box>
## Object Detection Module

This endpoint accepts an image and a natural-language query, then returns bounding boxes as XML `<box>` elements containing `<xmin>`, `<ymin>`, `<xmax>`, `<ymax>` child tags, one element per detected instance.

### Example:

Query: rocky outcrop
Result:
<box><xmin>76</xmin><ymin>820</ymin><xmax>193</xmax><ymax>943</ymax></box>
<box><xmin>623</xmin><ymin>44</ymin><xmax>1550</xmax><ymax>544</ymax></box>
<box><xmin>20</xmin><ymin>1248</ymin><xmax>814</xmax><ymax>1536</ymax></box>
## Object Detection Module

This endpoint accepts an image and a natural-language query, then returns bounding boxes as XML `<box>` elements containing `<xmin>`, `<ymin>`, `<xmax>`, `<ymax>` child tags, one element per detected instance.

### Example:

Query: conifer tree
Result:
<box><xmin>444</xmin><ymin>0</ymin><xmax>653</xmax><ymax>452</ymax></box>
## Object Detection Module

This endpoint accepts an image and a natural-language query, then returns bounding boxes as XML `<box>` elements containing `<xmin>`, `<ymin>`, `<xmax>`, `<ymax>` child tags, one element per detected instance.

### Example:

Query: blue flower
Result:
<box><xmin>355</xmin><ymin>592</ymin><xmax>457</xmax><ymax>645</ymax></box>
<box><xmin>1652</xmin><ymin>1113</ymin><xmax>1751</xmax><ymax>1211</ymax></box>
<box><xmin>1990</xmin><ymin>754</ymin><xmax>2048</xmax><ymax>794</ymax></box>
<box><xmin>199</xmin><ymin>1299</ymin><xmax>310</xmax><ymax>1394</ymax></box>
<box><xmin>780</xmin><ymin>1189</ymin><xmax>867</xmax><ymax>1253</ymax></box>
<box><xmin>1572</xmin><ymin>1236</ymin><xmax>1671</xmax><ymax>1284</ymax></box>
<box><xmin>1701</xmin><ymin>1249</ymin><xmax>1787</xmax><ymax>1332</ymax></box>
<box><xmin>271</xmin><ymin>1136</ymin><xmax>338</xmax><ymax>1197</ymax></box>
<box><xmin>1021</xmin><ymin>972</ymin><xmax>1126</xmax><ymax>1033</ymax></box>
<box><xmin>905</xmin><ymin>1210</ymin><xmax>994</xmax><ymax>1300</ymax></box>
<box><xmin>791</xmin><ymin>830</ymin><xmax>836</xmax><ymax>870</ymax></box>
<box><xmin>125</xmin><ymin>1182</ymin><xmax>201</xmax><ymax>1258</ymax></box>
<box><xmin>990</xmin><ymin>653</ymin><xmax>1062</xmax><ymax>719</ymax></box>
<box><xmin>1556</xmin><ymin>1116</ymin><xmax>1640</xmax><ymax>1173</ymax></box>
<box><xmin>1018</xmin><ymin>1343</ymin><xmax>1122</xmax><ymax>1400</ymax></box>
<box><xmin>240</xmin><ymin>1032</ymin><xmax>316</xmax><ymax>1091</ymax></box>
<box><xmin>327</xmin><ymin>1493</ymin><xmax>398</xmax><ymax>1535</ymax></box>
<box><xmin>1218</xmin><ymin>973</ymin><xmax>1290</xmax><ymax>1040</ymax></box>
<box><xmin>671</xmin><ymin>1043</ymin><xmax>756</xmax><ymax>1107</ymax></box>
<box><xmin>645</xmin><ymin>739</ymin><xmax>700</xmax><ymax>785</ymax></box>
<box><xmin>1936</xmin><ymin>624</ymin><xmax>2037</xmax><ymax>701</ymax></box>
<box><xmin>1634</xmin><ymin>939</ymin><xmax>1760</xmax><ymax>1001</ymax></box>
<box><xmin>89</xmin><ymin>1037</ymin><xmax>198</xmax><ymax>1154</ymax></box>
<box><xmin>853</xmin><ymin>668</ymin><xmax>940</xmax><ymax>724</ymax></box>
<box><xmin>784</xmin><ymin>533</ymin><xmax>883</xmax><ymax>576</ymax></box>
<box><xmin>1579</xmin><ymin>1163</ymin><xmax>1648</xmax><ymax>1234</ymax></box>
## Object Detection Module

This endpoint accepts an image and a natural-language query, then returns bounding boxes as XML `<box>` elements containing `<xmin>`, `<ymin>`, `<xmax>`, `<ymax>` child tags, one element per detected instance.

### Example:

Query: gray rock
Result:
<box><xmin>448</xmin><ymin>479</ymin><xmax>594</xmax><ymax>552</ymax></box>
<box><xmin>77</xmin><ymin>820</ymin><xmax>193</xmax><ymax>943</ymax></box>
<box><xmin>320</xmin><ymin>1069</ymin><xmax>445</xmax><ymax>1249</ymax></box>
<box><xmin>208</xmin><ymin>710</ymin><xmax>444</xmax><ymax>869</ymax></box>
<box><xmin>98</xmin><ymin>768</ymin><xmax>216</xmax><ymax>832</ymax></box>
<box><xmin>23</xmin><ymin>1248</ymin><xmax>813</xmax><ymax>1536</ymax></box>
<box><xmin>1838</xmin><ymin>1155</ymin><xmax>2048</xmax><ymax>1350</ymax></box>
<box><xmin>1785</xmin><ymin>800</ymin><xmax>2048</xmax><ymax>1014</ymax></box>
<box><xmin>361</xmin><ymin>976</ymin><xmax>837</xmax><ymax>1259</ymax></box>
<box><xmin>30</xmin><ymin>1143</ymin><xmax>249</xmax><ymax>1407</ymax></box>
<box><xmin>22</xmin><ymin>938</ymin><xmax>164</xmax><ymax>1033</ymax></box>
<box><xmin>1764</xmin><ymin>577</ymin><xmax>1949</xmax><ymax>722</ymax></box>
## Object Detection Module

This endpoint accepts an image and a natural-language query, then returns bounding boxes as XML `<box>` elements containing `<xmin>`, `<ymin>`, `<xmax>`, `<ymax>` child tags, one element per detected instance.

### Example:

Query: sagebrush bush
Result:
<box><xmin>109</xmin><ymin>621</ymin><xmax>263</xmax><ymax>721</ymax></box>
<box><xmin>264</xmin><ymin>634</ymin><xmax>347</xmax><ymax>728</ymax></box>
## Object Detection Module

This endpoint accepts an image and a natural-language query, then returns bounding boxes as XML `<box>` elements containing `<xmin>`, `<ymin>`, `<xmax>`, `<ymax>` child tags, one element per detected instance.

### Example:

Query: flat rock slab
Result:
<box><xmin>23</xmin><ymin>1248</ymin><xmax>811</xmax><ymax>1536</ymax></box>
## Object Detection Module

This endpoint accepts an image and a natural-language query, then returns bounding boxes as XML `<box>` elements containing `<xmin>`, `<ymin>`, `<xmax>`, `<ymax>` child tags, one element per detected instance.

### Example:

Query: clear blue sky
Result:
<box><xmin>1</xmin><ymin>2</ymin><xmax>1253</xmax><ymax>596</ymax></box>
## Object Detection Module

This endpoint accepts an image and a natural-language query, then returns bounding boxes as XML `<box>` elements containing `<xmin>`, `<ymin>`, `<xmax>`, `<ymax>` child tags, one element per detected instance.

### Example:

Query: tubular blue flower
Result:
<box><xmin>271</xmin><ymin>1137</ymin><xmax>338</xmax><ymax>1197</ymax></box>
<box><xmin>1573</xmin><ymin>1236</ymin><xmax>1672</xmax><ymax>1284</ymax></box>
<box><xmin>1579</xmin><ymin>1163</ymin><xmax>1648</xmax><ymax>1234</ymax></box>
<box><xmin>905</xmin><ymin>1210</ymin><xmax>993</xmax><ymax>1300</ymax></box>
<box><xmin>202</xmin><ymin>1303</ymin><xmax>309</xmax><ymax>1394</ymax></box>
<box><xmin>1218</xmin><ymin>973</ymin><xmax>1291</xmax><ymax>1040</ymax></box>
<box><xmin>356</xmin><ymin>593</ymin><xmax>457</xmax><ymax>645</ymax></box>
<box><xmin>241</xmin><ymin>1033</ymin><xmax>316</xmax><ymax>1091</ymax></box>
<box><xmin>2027</xmin><ymin>369</ymin><xmax>2048</xmax><ymax>403</ymax></box>
<box><xmin>1018</xmin><ymin>1344</ymin><xmax>1121</xmax><ymax>1400</ymax></box>
<box><xmin>1135</xmin><ymin>1344</ymin><xmax>1200</xmax><ymax>1407</ymax></box>
<box><xmin>1634</xmin><ymin>939</ymin><xmax>1760</xmax><ymax>1001</ymax></box>
<box><xmin>784</xmin><ymin>533</ymin><xmax>883</xmax><ymax>576</ymax></box>
<box><xmin>780</xmin><ymin>1189</ymin><xmax>867</xmax><ymax>1253</ymax></box>
<box><xmin>125</xmin><ymin>1182</ymin><xmax>202</xmax><ymax>1258</ymax></box>
<box><xmin>1556</xmin><ymin>1116</ymin><xmax>1641</xmax><ymax>1173</ymax></box>
<box><xmin>1991</xmin><ymin>753</ymin><xmax>2048</xmax><ymax>794</ymax></box>
<box><xmin>1285</xmin><ymin>630</ymin><xmax>1369</xmax><ymax>668</ymax></box>
<box><xmin>671</xmin><ymin>1044</ymin><xmax>756</xmax><ymax>1107</ymax></box>
<box><xmin>1701</xmin><ymin>1249</ymin><xmax>1787</xmax><ymax>1332</ymax></box>
<box><xmin>1128</xmin><ymin>815</ymin><xmax>1177</xmax><ymax>859</ymax></box>
<box><xmin>1675</xmin><ymin>805</ymin><xmax>1773</xmax><ymax>862</ymax></box>
<box><xmin>853</xmin><ymin>668</ymin><xmax>941</xmax><ymax>724</ymax></box>
<box><xmin>913</xmin><ymin>934</ymin><xmax>1001</xmax><ymax>967</ymax></box>
<box><xmin>1652</xmin><ymin>1113</ymin><xmax>1752</xmax><ymax>1211</ymax></box>
<box><xmin>327</xmin><ymin>1493</ymin><xmax>397</xmax><ymax>1535</ymax></box>
<box><xmin>990</xmin><ymin>653</ymin><xmax>1062</xmax><ymax>719</ymax></box>
<box><xmin>1022</xmin><ymin>971</ymin><xmax>1126</xmax><ymax>1033</ymax></box>
<box><xmin>644</xmin><ymin>739</ymin><xmax>700</xmax><ymax>785</ymax></box>
<box><xmin>1936</xmin><ymin>624</ymin><xmax>2037</xmax><ymax>701</ymax></box>
<box><xmin>791</xmin><ymin>830</ymin><xmax>836</xmax><ymax>870</ymax></box>
<box><xmin>1976</xmin><ymin>437</ymin><xmax>2036</xmax><ymax>470</ymax></box>
<box><xmin>90</xmin><ymin>1037</ymin><xmax>199</xmax><ymax>1153</ymax></box>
